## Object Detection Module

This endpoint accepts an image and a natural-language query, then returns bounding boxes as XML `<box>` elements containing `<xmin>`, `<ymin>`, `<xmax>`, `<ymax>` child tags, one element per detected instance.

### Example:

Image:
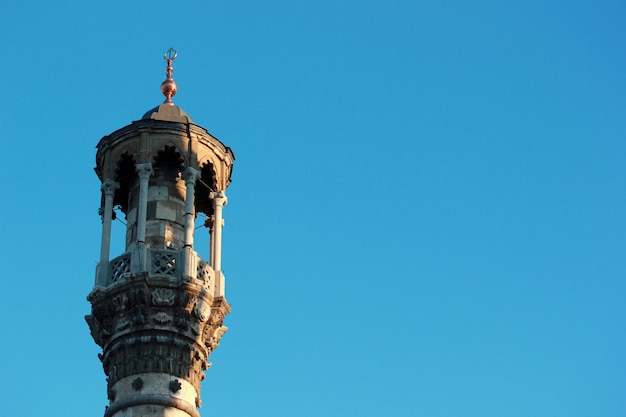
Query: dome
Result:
<box><xmin>142</xmin><ymin>102</ymin><xmax>194</xmax><ymax>123</ymax></box>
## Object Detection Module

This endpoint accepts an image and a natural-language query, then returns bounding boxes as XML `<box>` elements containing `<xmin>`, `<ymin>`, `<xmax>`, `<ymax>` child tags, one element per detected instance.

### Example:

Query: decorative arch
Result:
<box><xmin>153</xmin><ymin>145</ymin><xmax>184</xmax><ymax>178</ymax></box>
<box><xmin>150</xmin><ymin>142</ymin><xmax>187</xmax><ymax>169</ymax></box>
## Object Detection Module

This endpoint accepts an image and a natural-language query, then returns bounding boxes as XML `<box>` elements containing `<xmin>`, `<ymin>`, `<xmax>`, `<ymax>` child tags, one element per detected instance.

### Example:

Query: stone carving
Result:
<box><xmin>208</xmin><ymin>326</ymin><xmax>228</xmax><ymax>351</ymax></box>
<box><xmin>152</xmin><ymin>288</ymin><xmax>175</xmax><ymax>306</ymax></box>
<box><xmin>130</xmin><ymin>285</ymin><xmax>147</xmax><ymax>303</ymax></box>
<box><xmin>101</xmin><ymin>179</ymin><xmax>120</xmax><ymax>198</ymax></box>
<box><xmin>130</xmin><ymin>285</ymin><xmax>148</xmax><ymax>324</ymax></box>
<box><xmin>87</xmin><ymin>269</ymin><xmax>231</xmax><ymax>402</ymax></box>
<box><xmin>132</xmin><ymin>377</ymin><xmax>143</xmax><ymax>391</ymax></box>
<box><xmin>136</xmin><ymin>163</ymin><xmax>154</xmax><ymax>180</ymax></box>
<box><xmin>190</xmin><ymin>320</ymin><xmax>200</xmax><ymax>335</ymax></box>
<box><xmin>88</xmin><ymin>290</ymin><xmax>110</xmax><ymax>320</ymax></box>
<box><xmin>182</xmin><ymin>167</ymin><xmax>200</xmax><ymax>184</ymax></box>
<box><xmin>115</xmin><ymin>315</ymin><xmax>130</xmax><ymax>331</ymax></box>
<box><xmin>184</xmin><ymin>294</ymin><xmax>197</xmax><ymax>314</ymax></box>
<box><xmin>174</xmin><ymin>310</ymin><xmax>190</xmax><ymax>330</ymax></box>
<box><xmin>85</xmin><ymin>315</ymin><xmax>104</xmax><ymax>347</ymax></box>
<box><xmin>169</xmin><ymin>379</ymin><xmax>182</xmax><ymax>393</ymax></box>
<box><xmin>112</xmin><ymin>294</ymin><xmax>128</xmax><ymax>313</ymax></box>
<box><xmin>193</xmin><ymin>299</ymin><xmax>211</xmax><ymax>322</ymax></box>
<box><xmin>133</xmin><ymin>304</ymin><xmax>147</xmax><ymax>325</ymax></box>
<box><xmin>153</xmin><ymin>311</ymin><xmax>171</xmax><ymax>325</ymax></box>
<box><xmin>208</xmin><ymin>309</ymin><xmax>224</xmax><ymax>326</ymax></box>
<box><xmin>196</xmin><ymin>260</ymin><xmax>213</xmax><ymax>284</ymax></box>
<box><xmin>101</xmin><ymin>318</ymin><xmax>113</xmax><ymax>340</ymax></box>
<box><xmin>214</xmin><ymin>326</ymin><xmax>228</xmax><ymax>341</ymax></box>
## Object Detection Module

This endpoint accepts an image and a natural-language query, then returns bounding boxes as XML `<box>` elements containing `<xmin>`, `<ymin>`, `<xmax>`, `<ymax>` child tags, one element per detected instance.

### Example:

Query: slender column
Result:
<box><xmin>182</xmin><ymin>168</ymin><xmax>200</xmax><ymax>279</ymax></box>
<box><xmin>182</xmin><ymin>168</ymin><xmax>200</xmax><ymax>247</ymax></box>
<box><xmin>98</xmin><ymin>179</ymin><xmax>119</xmax><ymax>286</ymax></box>
<box><xmin>135</xmin><ymin>163</ymin><xmax>153</xmax><ymax>272</ymax></box>
<box><xmin>210</xmin><ymin>191</ymin><xmax>227</xmax><ymax>272</ymax></box>
<box><xmin>208</xmin><ymin>215</ymin><xmax>215</xmax><ymax>266</ymax></box>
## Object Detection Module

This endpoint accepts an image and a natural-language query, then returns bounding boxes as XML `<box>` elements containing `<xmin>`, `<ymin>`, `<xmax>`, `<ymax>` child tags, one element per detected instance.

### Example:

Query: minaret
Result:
<box><xmin>86</xmin><ymin>49</ymin><xmax>234</xmax><ymax>417</ymax></box>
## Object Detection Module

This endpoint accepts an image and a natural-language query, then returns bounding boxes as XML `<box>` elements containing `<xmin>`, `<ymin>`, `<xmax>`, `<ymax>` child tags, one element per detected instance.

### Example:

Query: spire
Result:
<box><xmin>142</xmin><ymin>48</ymin><xmax>193</xmax><ymax>123</ymax></box>
<box><xmin>160</xmin><ymin>48</ymin><xmax>178</xmax><ymax>104</ymax></box>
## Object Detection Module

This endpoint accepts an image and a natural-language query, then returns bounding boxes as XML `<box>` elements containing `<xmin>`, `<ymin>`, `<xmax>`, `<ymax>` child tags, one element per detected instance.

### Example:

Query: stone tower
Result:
<box><xmin>86</xmin><ymin>49</ymin><xmax>234</xmax><ymax>417</ymax></box>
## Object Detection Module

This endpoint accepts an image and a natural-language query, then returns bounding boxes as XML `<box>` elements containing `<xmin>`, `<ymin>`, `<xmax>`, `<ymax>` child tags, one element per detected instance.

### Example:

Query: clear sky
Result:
<box><xmin>0</xmin><ymin>1</ymin><xmax>624</xmax><ymax>416</ymax></box>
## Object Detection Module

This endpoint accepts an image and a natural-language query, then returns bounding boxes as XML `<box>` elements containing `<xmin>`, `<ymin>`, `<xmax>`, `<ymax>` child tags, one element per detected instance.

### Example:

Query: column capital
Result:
<box><xmin>182</xmin><ymin>167</ymin><xmax>201</xmax><ymax>184</ymax></box>
<box><xmin>136</xmin><ymin>163</ymin><xmax>154</xmax><ymax>179</ymax></box>
<box><xmin>101</xmin><ymin>179</ymin><xmax>120</xmax><ymax>197</ymax></box>
<box><xmin>210</xmin><ymin>190</ymin><xmax>228</xmax><ymax>206</ymax></box>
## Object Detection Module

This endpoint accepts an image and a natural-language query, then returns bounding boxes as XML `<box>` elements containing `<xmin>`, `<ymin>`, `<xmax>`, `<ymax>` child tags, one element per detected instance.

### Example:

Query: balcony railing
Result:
<box><xmin>110</xmin><ymin>253</ymin><xmax>131</xmax><ymax>282</ymax></box>
<box><xmin>150</xmin><ymin>249</ymin><xmax>179</xmax><ymax>277</ymax></box>
<box><xmin>99</xmin><ymin>248</ymin><xmax>216</xmax><ymax>291</ymax></box>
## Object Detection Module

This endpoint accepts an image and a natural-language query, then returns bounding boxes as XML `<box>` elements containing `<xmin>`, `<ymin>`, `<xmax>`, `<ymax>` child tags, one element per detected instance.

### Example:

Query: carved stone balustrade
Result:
<box><xmin>97</xmin><ymin>248</ymin><xmax>217</xmax><ymax>289</ymax></box>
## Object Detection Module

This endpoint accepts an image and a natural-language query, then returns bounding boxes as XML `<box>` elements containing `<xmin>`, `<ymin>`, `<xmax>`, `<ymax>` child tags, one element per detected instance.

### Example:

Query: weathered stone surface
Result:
<box><xmin>86</xmin><ymin>270</ymin><xmax>231</xmax><ymax>407</ymax></box>
<box><xmin>148</xmin><ymin>185</ymin><xmax>169</xmax><ymax>201</ymax></box>
<box><xmin>155</xmin><ymin>201</ymin><xmax>178</xmax><ymax>222</ymax></box>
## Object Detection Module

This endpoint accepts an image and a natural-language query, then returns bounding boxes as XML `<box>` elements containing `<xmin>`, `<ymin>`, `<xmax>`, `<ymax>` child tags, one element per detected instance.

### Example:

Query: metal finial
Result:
<box><xmin>161</xmin><ymin>48</ymin><xmax>178</xmax><ymax>104</ymax></box>
<box><xmin>164</xmin><ymin>47</ymin><xmax>178</xmax><ymax>62</ymax></box>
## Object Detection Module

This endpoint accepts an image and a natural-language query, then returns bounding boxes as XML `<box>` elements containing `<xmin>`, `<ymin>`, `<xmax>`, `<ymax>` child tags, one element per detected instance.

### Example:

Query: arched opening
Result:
<box><xmin>152</xmin><ymin>145</ymin><xmax>185</xmax><ymax>194</ymax></box>
<box><xmin>195</xmin><ymin>161</ymin><xmax>217</xmax><ymax>218</ymax></box>
<box><xmin>113</xmin><ymin>153</ymin><xmax>137</xmax><ymax>215</ymax></box>
<box><xmin>110</xmin><ymin>153</ymin><xmax>137</xmax><ymax>254</ymax></box>
<box><xmin>193</xmin><ymin>162</ymin><xmax>218</xmax><ymax>263</ymax></box>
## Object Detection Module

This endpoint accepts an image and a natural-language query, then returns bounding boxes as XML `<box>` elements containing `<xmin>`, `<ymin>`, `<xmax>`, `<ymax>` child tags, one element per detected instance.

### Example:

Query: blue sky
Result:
<box><xmin>1</xmin><ymin>1</ymin><xmax>625</xmax><ymax>416</ymax></box>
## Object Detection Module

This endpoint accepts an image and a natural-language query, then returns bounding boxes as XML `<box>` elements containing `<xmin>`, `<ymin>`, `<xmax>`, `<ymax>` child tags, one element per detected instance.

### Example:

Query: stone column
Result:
<box><xmin>98</xmin><ymin>179</ymin><xmax>119</xmax><ymax>286</ymax></box>
<box><xmin>134</xmin><ymin>163</ymin><xmax>153</xmax><ymax>272</ymax></box>
<box><xmin>210</xmin><ymin>191</ymin><xmax>227</xmax><ymax>272</ymax></box>
<box><xmin>182</xmin><ymin>167</ymin><xmax>200</xmax><ymax>279</ymax></box>
<box><xmin>207</xmin><ymin>215</ymin><xmax>215</xmax><ymax>267</ymax></box>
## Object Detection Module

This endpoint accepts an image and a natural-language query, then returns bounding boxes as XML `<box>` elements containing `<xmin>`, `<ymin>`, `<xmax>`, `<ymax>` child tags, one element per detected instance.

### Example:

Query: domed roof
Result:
<box><xmin>142</xmin><ymin>103</ymin><xmax>193</xmax><ymax>123</ymax></box>
<box><xmin>141</xmin><ymin>49</ymin><xmax>193</xmax><ymax>123</ymax></box>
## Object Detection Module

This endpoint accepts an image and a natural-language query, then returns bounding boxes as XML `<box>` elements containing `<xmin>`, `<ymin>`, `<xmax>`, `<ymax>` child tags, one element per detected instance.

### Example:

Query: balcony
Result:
<box><xmin>97</xmin><ymin>248</ymin><xmax>219</xmax><ymax>293</ymax></box>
